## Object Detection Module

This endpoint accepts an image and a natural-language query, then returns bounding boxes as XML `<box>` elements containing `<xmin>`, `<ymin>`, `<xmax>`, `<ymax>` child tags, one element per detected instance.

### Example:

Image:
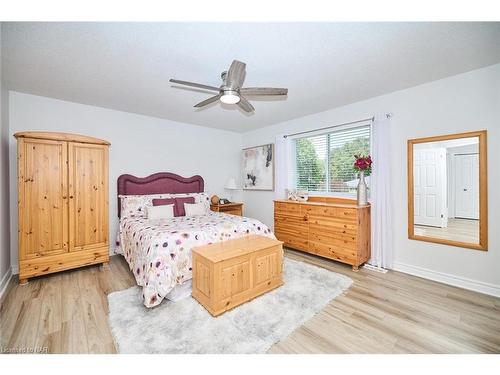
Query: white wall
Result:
<box><xmin>8</xmin><ymin>92</ymin><xmax>243</xmax><ymax>272</ymax></box>
<box><xmin>1</xmin><ymin>23</ymin><xmax>13</xmax><ymax>293</ymax></box>
<box><xmin>241</xmin><ymin>63</ymin><xmax>500</xmax><ymax>294</ymax></box>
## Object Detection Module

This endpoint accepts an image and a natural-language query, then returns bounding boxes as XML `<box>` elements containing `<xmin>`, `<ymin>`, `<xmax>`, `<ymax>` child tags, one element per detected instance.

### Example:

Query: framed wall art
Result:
<box><xmin>242</xmin><ymin>143</ymin><xmax>275</xmax><ymax>191</ymax></box>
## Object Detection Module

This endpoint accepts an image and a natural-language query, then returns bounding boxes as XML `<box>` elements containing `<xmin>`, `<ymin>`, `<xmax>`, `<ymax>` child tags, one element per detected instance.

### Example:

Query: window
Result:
<box><xmin>293</xmin><ymin>124</ymin><xmax>371</xmax><ymax>196</ymax></box>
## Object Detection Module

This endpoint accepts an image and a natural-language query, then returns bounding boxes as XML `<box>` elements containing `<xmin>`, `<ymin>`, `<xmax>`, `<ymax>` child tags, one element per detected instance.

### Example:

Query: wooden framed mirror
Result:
<box><xmin>408</xmin><ymin>130</ymin><xmax>487</xmax><ymax>250</ymax></box>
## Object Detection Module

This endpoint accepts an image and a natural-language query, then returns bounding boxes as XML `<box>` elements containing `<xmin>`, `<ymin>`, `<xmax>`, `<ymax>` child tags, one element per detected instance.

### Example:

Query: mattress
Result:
<box><xmin>117</xmin><ymin>212</ymin><xmax>275</xmax><ymax>307</ymax></box>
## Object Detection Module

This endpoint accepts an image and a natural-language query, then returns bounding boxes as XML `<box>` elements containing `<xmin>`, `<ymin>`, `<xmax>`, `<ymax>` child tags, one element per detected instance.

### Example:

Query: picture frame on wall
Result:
<box><xmin>242</xmin><ymin>143</ymin><xmax>275</xmax><ymax>191</ymax></box>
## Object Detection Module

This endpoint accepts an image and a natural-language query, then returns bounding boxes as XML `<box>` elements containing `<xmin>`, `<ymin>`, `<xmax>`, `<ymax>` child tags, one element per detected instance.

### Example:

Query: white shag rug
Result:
<box><xmin>108</xmin><ymin>258</ymin><xmax>352</xmax><ymax>354</ymax></box>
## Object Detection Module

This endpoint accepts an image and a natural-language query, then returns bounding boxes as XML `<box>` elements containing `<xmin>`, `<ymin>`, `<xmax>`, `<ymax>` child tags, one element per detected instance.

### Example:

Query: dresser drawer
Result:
<box><xmin>275</xmin><ymin>201</ymin><xmax>303</xmax><ymax>217</ymax></box>
<box><xmin>275</xmin><ymin>213</ymin><xmax>308</xmax><ymax>227</ymax></box>
<box><xmin>309</xmin><ymin>237</ymin><xmax>356</xmax><ymax>255</ymax></box>
<box><xmin>302</xmin><ymin>205</ymin><xmax>337</xmax><ymax>217</ymax></box>
<box><xmin>303</xmin><ymin>205</ymin><xmax>357</xmax><ymax>221</ymax></box>
<box><xmin>333</xmin><ymin>208</ymin><xmax>358</xmax><ymax>221</ymax></box>
<box><xmin>275</xmin><ymin>214</ymin><xmax>309</xmax><ymax>251</ymax></box>
<box><xmin>309</xmin><ymin>232</ymin><xmax>357</xmax><ymax>248</ymax></box>
<box><xmin>274</xmin><ymin>231</ymin><xmax>309</xmax><ymax>252</ymax></box>
<box><xmin>311</xmin><ymin>243</ymin><xmax>357</xmax><ymax>264</ymax></box>
<box><xmin>308</xmin><ymin>218</ymin><xmax>358</xmax><ymax>236</ymax></box>
<box><xmin>274</xmin><ymin>222</ymin><xmax>308</xmax><ymax>238</ymax></box>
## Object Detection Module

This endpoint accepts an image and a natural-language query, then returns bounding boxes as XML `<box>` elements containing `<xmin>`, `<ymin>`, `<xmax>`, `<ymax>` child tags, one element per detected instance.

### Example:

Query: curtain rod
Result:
<box><xmin>282</xmin><ymin>113</ymin><xmax>392</xmax><ymax>139</ymax></box>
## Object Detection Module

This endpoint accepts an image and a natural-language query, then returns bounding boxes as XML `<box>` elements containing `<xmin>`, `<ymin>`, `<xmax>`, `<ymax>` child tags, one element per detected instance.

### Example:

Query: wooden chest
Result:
<box><xmin>274</xmin><ymin>197</ymin><xmax>370</xmax><ymax>271</ymax></box>
<box><xmin>192</xmin><ymin>235</ymin><xmax>284</xmax><ymax>316</ymax></box>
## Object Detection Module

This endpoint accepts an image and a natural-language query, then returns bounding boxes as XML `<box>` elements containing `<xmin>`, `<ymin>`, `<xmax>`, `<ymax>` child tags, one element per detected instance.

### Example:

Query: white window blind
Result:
<box><xmin>293</xmin><ymin>124</ymin><xmax>371</xmax><ymax>196</ymax></box>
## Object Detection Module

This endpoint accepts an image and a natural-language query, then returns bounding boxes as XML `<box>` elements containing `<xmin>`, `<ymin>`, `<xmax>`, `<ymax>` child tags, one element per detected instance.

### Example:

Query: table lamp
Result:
<box><xmin>224</xmin><ymin>177</ymin><xmax>238</xmax><ymax>202</ymax></box>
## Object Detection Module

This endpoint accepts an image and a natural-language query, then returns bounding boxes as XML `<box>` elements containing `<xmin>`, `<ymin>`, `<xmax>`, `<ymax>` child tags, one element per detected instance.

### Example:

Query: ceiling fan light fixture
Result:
<box><xmin>220</xmin><ymin>90</ymin><xmax>240</xmax><ymax>104</ymax></box>
<box><xmin>170</xmin><ymin>60</ymin><xmax>288</xmax><ymax>113</ymax></box>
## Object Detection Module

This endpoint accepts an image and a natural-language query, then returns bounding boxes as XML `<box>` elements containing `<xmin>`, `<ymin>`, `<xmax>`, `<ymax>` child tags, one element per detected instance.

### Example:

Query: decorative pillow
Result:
<box><xmin>184</xmin><ymin>202</ymin><xmax>207</xmax><ymax>217</ymax></box>
<box><xmin>120</xmin><ymin>195</ymin><xmax>150</xmax><ymax>218</ymax></box>
<box><xmin>152</xmin><ymin>198</ymin><xmax>176</xmax><ymax>210</ymax></box>
<box><xmin>153</xmin><ymin>197</ymin><xmax>195</xmax><ymax>217</ymax></box>
<box><xmin>120</xmin><ymin>192</ymin><xmax>211</xmax><ymax>218</ymax></box>
<box><xmin>174</xmin><ymin>197</ymin><xmax>195</xmax><ymax>216</ymax></box>
<box><xmin>152</xmin><ymin>193</ymin><xmax>210</xmax><ymax>213</ymax></box>
<box><xmin>147</xmin><ymin>204</ymin><xmax>175</xmax><ymax>220</ymax></box>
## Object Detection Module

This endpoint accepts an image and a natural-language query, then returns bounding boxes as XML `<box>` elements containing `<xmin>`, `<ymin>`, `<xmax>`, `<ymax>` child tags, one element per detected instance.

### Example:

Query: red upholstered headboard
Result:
<box><xmin>117</xmin><ymin>172</ymin><xmax>204</xmax><ymax>217</ymax></box>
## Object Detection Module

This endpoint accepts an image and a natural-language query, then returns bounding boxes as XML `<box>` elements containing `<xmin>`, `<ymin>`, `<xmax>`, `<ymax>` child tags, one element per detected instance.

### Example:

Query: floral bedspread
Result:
<box><xmin>117</xmin><ymin>212</ymin><xmax>275</xmax><ymax>308</ymax></box>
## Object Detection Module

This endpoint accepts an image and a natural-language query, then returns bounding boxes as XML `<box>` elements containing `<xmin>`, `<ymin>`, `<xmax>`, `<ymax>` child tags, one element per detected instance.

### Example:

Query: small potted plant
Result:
<box><xmin>353</xmin><ymin>155</ymin><xmax>372</xmax><ymax>206</ymax></box>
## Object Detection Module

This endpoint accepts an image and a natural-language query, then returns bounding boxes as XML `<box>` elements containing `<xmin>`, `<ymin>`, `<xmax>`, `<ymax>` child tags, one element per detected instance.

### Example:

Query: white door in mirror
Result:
<box><xmin>454</xmin><ymin>154</ymin><xmax>479</xmax><ymax>219</ymax></box>
<box><xmin>414</xmin><ymin>148</ymin><xmax>447</xmax><ymax>228</ymax></box>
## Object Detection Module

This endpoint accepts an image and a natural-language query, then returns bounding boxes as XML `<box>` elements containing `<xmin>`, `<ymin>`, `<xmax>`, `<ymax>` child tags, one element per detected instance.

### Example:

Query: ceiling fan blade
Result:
<box><xmin>237</xmin><ymin>96</ymin><xmax>255</xmax><ymax>113</ymax></box>
<box><xmin>240</xmin><ymin>87</ymin><xmax>288</xmax><ymax>96</ymax></box>
<box><xmin>226</xmin><ymin>60</ymin><xmax>246</xmax><ymax>89</ymax></box>
<box><xmin>194</xmin><ymin>94</ymin><xmax>221</xmax><ymax>108</ymax></box>
<box><xmin>169</xmin><ymin>79</ymin><xmax>220</xmax><ymax>92</ymax></box>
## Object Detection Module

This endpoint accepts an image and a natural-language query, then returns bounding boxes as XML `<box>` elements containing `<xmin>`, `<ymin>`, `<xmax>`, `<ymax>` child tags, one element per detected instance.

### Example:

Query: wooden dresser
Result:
<box><xmin>15</xmin><ymin>131</ymin><xmax>110</xmax><ymax>283</ymax></box>
<box><xmin>274</xmin><ymin>197</ymin><xmax>370</xmax><ymax>271</ymax></box>
<box><xmin>210</xmin><ymin>202</ymin><xmax>243</xmax><ymax>216</ymax></box>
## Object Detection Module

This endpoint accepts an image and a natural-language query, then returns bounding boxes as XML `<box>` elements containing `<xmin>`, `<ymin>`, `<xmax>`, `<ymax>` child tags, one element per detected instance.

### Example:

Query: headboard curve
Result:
<box><xmin>117</xmin><ymin>172</ymin><xmax>204</xmax><ymax>217</ymax></box>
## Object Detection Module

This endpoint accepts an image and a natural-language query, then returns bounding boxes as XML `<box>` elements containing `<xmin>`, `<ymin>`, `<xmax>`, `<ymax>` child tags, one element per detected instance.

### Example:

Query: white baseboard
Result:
<box><xmin>363</xmin><ymin>263</ymin><xmax>388</xmax><ymax>273</ymax></box>
<box><xmin>0</xmin><ymin>267</ymin><xmax>13</xmax><ymax>300</ymax></box>
<box><xmin>393</xmin><ymin>262</ymin><xmax>500</xmax><ymax>298</ymax></box>
<box><xmin>11</xmin><ymin>264</ymin><xmax>19</xmax><ymax>275</ymax></box>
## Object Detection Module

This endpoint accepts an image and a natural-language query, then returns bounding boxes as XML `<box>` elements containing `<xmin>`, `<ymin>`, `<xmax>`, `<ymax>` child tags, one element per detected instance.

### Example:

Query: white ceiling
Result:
<box><xmin>2</xmin><ymin>22</ymin><xmax>500</xmax><ymax>132</ymax></box>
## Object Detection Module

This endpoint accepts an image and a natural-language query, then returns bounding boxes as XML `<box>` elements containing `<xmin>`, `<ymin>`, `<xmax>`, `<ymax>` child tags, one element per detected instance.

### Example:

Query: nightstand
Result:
<box><xmin>210</xmin><ymin>202</ymin><xmax>243</xmax><ymax>216</ymax></box>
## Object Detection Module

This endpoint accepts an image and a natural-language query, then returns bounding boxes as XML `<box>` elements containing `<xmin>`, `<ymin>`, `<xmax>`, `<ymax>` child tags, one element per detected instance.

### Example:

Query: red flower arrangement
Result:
<box><xmin>353</xmin><ymin>155</ymin><xmax>372</xmax><ymax>175</ymax></box>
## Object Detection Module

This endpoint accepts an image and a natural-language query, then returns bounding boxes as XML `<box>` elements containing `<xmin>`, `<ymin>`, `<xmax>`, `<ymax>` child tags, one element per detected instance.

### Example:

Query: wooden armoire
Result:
<box><xmin>15</xmin><ymin>132</ymin><xmax>110</xmax><ymax>284</ymax></box>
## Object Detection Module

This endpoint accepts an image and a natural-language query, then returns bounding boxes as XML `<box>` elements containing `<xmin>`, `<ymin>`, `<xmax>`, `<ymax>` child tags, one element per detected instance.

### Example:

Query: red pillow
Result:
<box><xmin>174</xmin><ymin>197</ymin><xmax>195</xmax><ymax>216</ymax></box>
<box><xmin>152</xmin><ymin>197</ymin><xmax>195</xmax><ymax>217</ymax></box>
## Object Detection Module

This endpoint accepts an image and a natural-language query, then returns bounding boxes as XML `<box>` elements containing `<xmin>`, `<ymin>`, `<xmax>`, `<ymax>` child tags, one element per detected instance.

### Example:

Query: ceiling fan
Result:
<box><xmin>169</xmin><ymin>60</ymin><xmax>288</xmax><ymax>113</ymax></box>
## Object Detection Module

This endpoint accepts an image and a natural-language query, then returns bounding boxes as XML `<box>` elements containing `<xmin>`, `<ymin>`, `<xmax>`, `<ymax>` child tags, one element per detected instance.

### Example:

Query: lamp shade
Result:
<box><xmin>224</xmin><ymin>177</ymin><xmax>238</xmax><ymax>190</ymax></box>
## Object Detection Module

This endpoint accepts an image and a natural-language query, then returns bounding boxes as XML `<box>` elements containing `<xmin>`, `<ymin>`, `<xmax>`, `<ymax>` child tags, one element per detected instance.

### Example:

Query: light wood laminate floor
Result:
<box><xmin>414</xmin><ymin>218</ymin><xmax>479</xmax><ymax>244</ymax></box>
<box><xmin>1</xmin><ymin>250</ymin><xmax>499</xmax><ymax>354</ymax></box>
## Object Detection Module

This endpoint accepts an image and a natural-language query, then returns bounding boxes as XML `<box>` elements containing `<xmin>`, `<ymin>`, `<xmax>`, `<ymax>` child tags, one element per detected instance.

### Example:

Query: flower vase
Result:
<box><xmin>357</xmin><ymin>170</ymin><xmax>368</xmax><ymax>206</ymax></box>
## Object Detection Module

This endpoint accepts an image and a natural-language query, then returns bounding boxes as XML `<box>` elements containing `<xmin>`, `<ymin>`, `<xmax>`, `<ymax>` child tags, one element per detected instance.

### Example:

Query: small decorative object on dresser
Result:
<box><xmin>210</xmin><ymin>202</ymin><xmax>243</xmax><ymax>216</ymax></box>
<box><xmin>285</xmin><ymin>188</ymin><xmax>309</xmax><ymax>202</ymax></box>
<box><xmin>353</xmin><ymin>154</ymin><xmax>372</xmax><ymax>206</ymax></box>
<box><xmin>210</xmin><ymin>195</ymin><xmax>220</xmax><ymax>205</ymax></box>
<box><xmin>15</xmin><ymin>131</ymin><xmax>110</xmax><ymax>284</ymax></box>
<box><xmin>274</xmin><ymin>197</ymin><xmax>370</xmax><ymax>271</ymax></box>
<box><xmin>192</xmin><ymin>235</ymin><xmax>284</xmax><ymax>316</ymax></box>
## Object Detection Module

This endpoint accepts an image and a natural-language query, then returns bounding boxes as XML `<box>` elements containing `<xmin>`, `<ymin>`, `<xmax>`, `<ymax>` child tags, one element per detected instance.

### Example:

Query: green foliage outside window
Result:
<box><xmin>295</xmin><ymin>134</ymin><xmax>370</xmax><ymax>193</ymax></box>
<box><xmin>295</xmin><ymin>138</ymin><xmax>325</xmax><ymax>191</ymax></box>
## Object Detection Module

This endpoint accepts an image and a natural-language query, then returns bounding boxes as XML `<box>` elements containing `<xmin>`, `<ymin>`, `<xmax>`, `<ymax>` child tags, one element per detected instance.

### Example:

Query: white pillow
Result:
<box><xmin>147</xmin><ymin>204</ymin><xmax>175</xmax><ymax>220</ymax></box>
<box><xmin>184</xmin><ymin>202</ymin><xmax>207</xmax><ymax>217</ymax></box>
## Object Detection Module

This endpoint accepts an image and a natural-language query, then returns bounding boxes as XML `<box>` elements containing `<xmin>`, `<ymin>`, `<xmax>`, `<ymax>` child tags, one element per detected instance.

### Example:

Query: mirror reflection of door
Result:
<box><xmin>413</xmin><ymin>148</ymin><xmax>447</xmax><ymax>227</ymax></box>
<box><xmin>454</xmin><ymin>153</ymin><xmax>479</xmax><ymax>219</ymax></box>
<box><xmin>412</xmin><ymin>136</ymin><xmax>480</xmax><ymax>245</ymax></box>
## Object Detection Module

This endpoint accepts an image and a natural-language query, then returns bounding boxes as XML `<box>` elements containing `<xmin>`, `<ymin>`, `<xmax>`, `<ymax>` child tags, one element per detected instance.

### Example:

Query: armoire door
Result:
<box><xmin>18</xmin><ymin>138</ymin><xmax>69</xmax><ymax>259</ymax></box>
<box><xmin>68</xmin><ymin>142</ymin><xmax>109</xmax><ymax>252</ymax></box>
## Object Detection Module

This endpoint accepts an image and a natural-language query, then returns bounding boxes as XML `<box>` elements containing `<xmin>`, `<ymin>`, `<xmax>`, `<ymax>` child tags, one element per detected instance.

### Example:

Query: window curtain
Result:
<box><xmin>369</xmin><ymin>114</ymin><xmax>394</xmax><ymax>269</ymax></box>
<box><xmin>274</xmin><ymin>135</ymin><xmax>292</xmax><ymax>200</ymax></box>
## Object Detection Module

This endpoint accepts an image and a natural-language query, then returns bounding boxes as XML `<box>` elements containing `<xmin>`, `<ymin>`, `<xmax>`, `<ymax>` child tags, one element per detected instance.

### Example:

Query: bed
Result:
<box><xmin>115</xmin><ymin>172</ymin><xmax>275</xmax><ymax>308</ymax></box>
